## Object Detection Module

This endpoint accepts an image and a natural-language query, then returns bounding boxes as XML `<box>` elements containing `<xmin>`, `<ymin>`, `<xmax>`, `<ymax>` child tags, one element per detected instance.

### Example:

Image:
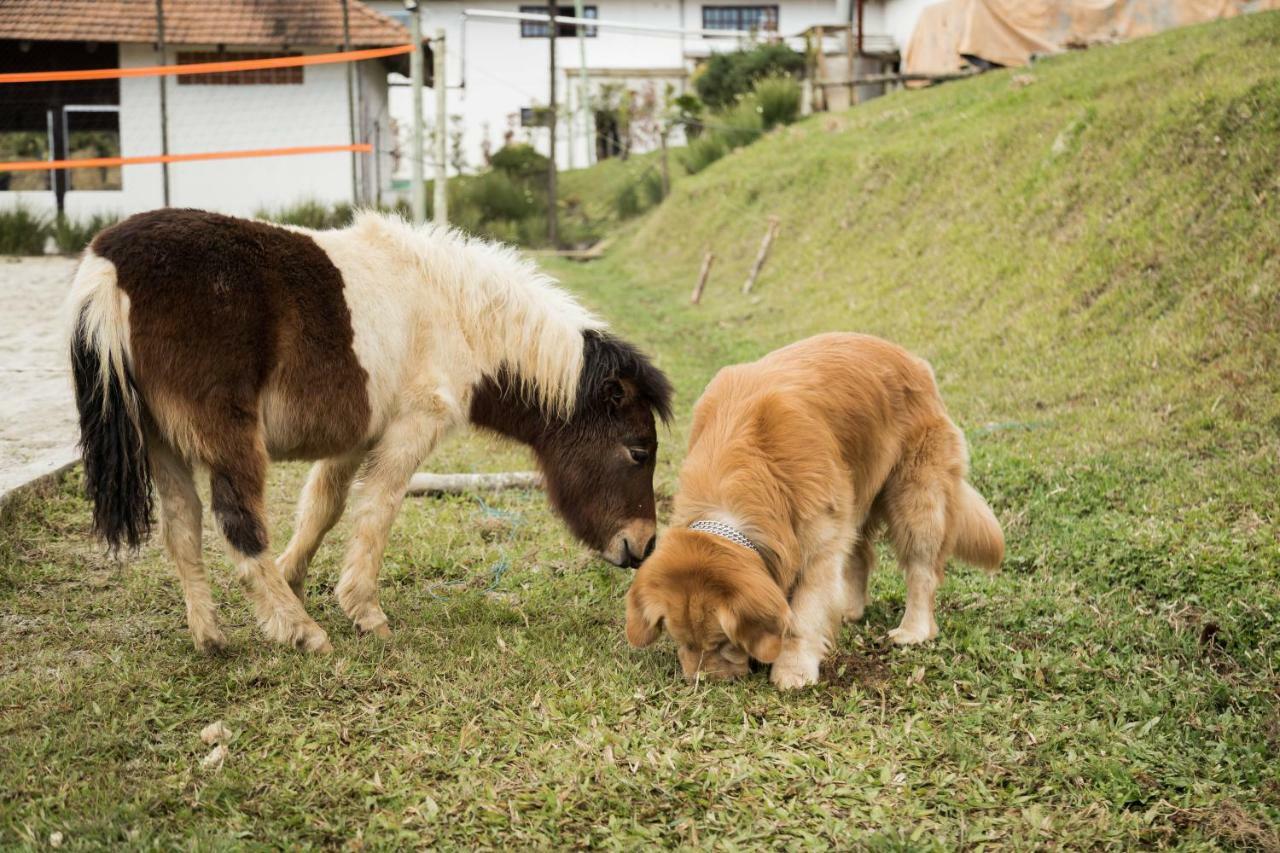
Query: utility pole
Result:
<box><xmin>573</xmin><ymin>0</ymin><xmax>592</xmax><ymax>166</ymax></box>
<box><xmin>154</xmin><ymin>0</ymin><xmax>170</xmax><ymax>206</ymax></box>
<box><xmin>547</xmin><ymin>17</ymin><xmax>558</xmax><ymax>246</ymax></box>
<box><xmin>340</xmin><ymin>0</ymin><xmax>359</xmax><ymax>204</ymax></box>
<box><xmin>407</xmin><ymin>1</ymin><xmax>425</xmax><ymax>224</ymax></box>
<box><xmin>433</xmin><ymin>28</ymin><xmax>447</xmax><ymax>225</ymax></box>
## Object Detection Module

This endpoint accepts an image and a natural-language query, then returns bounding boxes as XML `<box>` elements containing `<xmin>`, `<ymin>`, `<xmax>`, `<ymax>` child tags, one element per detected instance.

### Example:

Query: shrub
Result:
<box><xmin>753</xmin><ymin>75</ymin><xmax>802</xmax><ymax>130</ymax></box>
<box><xmin>672</xmin><ymin>94</ymin><xmax>707</xmax><ymax>138</ymax></box>
<box><xmin>722</xmin><ymin>96</ymin><xmax>766</xmax><ymax>147</ymax></box>
<box><xmin>640</xmin><ymin>170</ymin><xmax>665</xmax><ymax>207</ymax></box>
<box><xmin>489</xmin><ymin>144</ymin><xmax>550</xmax><ymax>182</ymax></box>
<box><xmin>0</xmin><ymin>206</ymin><xmax>49</xmax><ymax>255</ymax></box>
<box><xmin>256</xmin><ymin>199</ymin><xmax>349</xmax><ymax>230</ymax></box>
<box><xmin>613</xmin><ymin>182</ymin><xmax>642</xmax><ymax>220</ymax></box>
<box><xmin>680</xmin><ymin>135</ymin><xmax>728</xmax><ymax>174</ymax></box>
<box><xmin>695</xmin><ymin>44</ymin><xmax>805</xmax><ymax>110</ymax></box>
<box><xmin>51</xmin><ymin>213</ymin><xmax>119</xmax><ymax>254</ymax></box>
<box><xmin>462</xmin><ymin>170</ymin><xmax>539</xmax><ymax>223</ymax></box>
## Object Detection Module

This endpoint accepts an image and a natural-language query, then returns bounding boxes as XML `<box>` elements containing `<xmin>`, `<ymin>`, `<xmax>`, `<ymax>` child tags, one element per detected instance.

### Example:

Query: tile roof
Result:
<box><xmin>0</xmin><ymin>0</ymin><xmax>409</xmax><ymax>48</ymax></box>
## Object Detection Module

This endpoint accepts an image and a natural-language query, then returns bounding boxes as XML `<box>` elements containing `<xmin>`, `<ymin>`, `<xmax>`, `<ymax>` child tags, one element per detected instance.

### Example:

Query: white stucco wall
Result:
<box><xmin>2</xmin><ymin>42</ymin><xmax>397</xmax><ymax>220</ymax></box>
<box><xmin>376</xmin><ymin>0</ymin><xmax>872</xmax><ymax>173</ymax></box>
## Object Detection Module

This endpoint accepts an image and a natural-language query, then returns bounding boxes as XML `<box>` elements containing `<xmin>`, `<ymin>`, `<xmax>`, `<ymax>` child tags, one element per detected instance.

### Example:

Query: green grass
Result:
<box><xmin>3</xmin><ymin>13</ymin><xmax>1280</xmax><ymax>848</ymax></box>
<box><xmin>0</xmin><ymin>206</ymin><xmax>49</xmax><ymax>255</ymax></box>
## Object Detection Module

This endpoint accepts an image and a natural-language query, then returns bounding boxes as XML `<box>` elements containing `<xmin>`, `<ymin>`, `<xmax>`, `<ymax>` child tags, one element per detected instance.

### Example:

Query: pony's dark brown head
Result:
<box><xmin>470</xmin><ymin>330</ymin><xmax>673</xmax><ymax>568</ymax></box>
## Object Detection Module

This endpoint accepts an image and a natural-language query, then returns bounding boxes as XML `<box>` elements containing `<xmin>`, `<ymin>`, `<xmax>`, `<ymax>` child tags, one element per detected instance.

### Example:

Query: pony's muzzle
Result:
<box><xmin>603</xmin><ymin>520</ymin><xmax>656</xmax><ymax>569</ymax></box>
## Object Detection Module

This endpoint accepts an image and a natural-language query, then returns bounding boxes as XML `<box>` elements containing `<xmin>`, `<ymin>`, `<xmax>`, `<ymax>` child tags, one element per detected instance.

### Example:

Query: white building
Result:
<box><xmin>0</xmin><ymin>0</ymin><xmax>408</xmax><ymax>219</ymax></box>
<box><xmin>370</xmin><ymin>0</ymin><xmax>934</xmax><ymax>173</ymax></box>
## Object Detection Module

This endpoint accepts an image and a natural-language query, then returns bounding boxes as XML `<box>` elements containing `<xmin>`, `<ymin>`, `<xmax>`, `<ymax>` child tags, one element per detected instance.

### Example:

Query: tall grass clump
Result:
<box><xmin>678</xmin><ymin>75</ymin><xmax>800</xmax><ymax>175</ymax></box>
<box><xmin>753</xmin><ymin>75</ymin><xmax>802</xmax><ymax>129</ymax></box>
<box><xmin>51</xmin><ymin>213</ymin><xmax>119</xmax><ymax>254</ymax></box>
<box><xmin>256</xmin><ymin>199</ymin><xmax>356</xmax><ymax>230</ymax></box>
<box><xmin>0</xmin><ymin>206</ymin><xmax>49</xmax><ymax>255</ymax></box>
<box><xmin>680</xmin><ymin>135</ymin><xmax>729</xmax><ymax>175</ymax></box>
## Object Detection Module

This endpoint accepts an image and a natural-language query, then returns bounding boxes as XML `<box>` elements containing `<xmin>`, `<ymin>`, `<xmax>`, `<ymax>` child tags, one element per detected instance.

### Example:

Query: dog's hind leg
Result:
<box><xmin>843</xmin><ymin>533</ymin><xmax>875</xmax><ymax>623</ymax></box>
<box><xmin>149</xmin><ymin>438</ymin><xmax>225</xmax><ymax>653</ymax></box>
<box><xmin>336</xmin><ymin>408</ymin><xmax>448</xmax><ymax>638</ymax></box>
<box><xmin>209</xmin><ymin>427</ymin><xmax>331</xmax><ymax>653</ymax></box>
<box><xmin>882</xmin><ymin>431</ymin><xmax>959</xmax><ymax>645</ymax></box>
<box><xmin>279</xmin><ymin>454</ymin><xmax>364</xmax><ymax>602</ymax></box>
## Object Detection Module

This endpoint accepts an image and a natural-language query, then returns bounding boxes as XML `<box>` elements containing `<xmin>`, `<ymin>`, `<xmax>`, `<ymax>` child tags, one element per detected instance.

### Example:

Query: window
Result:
<box><xmin>175</xmin><ymin>51</ymin><xmax>303</xmax><ymax>85</ymax></box>
<box><xmin>701</xmin><ymin>5</ymin><xmax>778</xmax><ymax>32</ymax></box>
<box><xmin>0</xmin><ymin>41</ymin><xmax>121</xmax><ymax>193</ymax></box>
<box><xmin>519</xmin><ymin>5</ymin><xmax>598</xmax><ymax>37</ymax></box>
<box><xmin>64</xmin><ymin>106</ymin><xmax>121</xmax><ymax>191</ymax></box>
<box><xmin>520</xmin><ymin>106</ymin><xmax>552</xmax><ymax>127</ymax></box>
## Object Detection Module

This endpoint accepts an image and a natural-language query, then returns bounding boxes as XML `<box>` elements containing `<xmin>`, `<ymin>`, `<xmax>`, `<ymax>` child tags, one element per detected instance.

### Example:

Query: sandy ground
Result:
<box><xmin>0</xmin><ymin>255</ymin><xmax>78</xmax><ymax>502</ymax></box>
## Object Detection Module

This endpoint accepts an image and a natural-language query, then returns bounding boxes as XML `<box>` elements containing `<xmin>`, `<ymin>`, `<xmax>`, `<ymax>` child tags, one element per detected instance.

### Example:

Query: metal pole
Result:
<box><xmin>433</xmin><ymin>29</ymin><xmax>448</xmax><ymax>225</ymax></box>
<box><xmin>340</xmin><ymin>0</ymin><xmax>359</xmax><ymax>204</ymax></box>
<box><xmin>407</xmin><ymin>2</ymin><xmax>426</xmax><ymax>224</ymax></box>
<box><xmin>547</xmin><ymin>19</ymin><xmax>558</xmax><ymax>246</ymax></box>
<box><xmin>573</xmin><ymin>0</ymin><xmax>591</xmax><ymax>166</ymax></box>
<box><xmin>154</xmin><ymin>0</ymin><xmax>170</xmax><ymax>206</ymax></box>
<box><xmin>856</xmin><ymin>0</ymin><xmax>864</xmax><ymax>55</ymax></box>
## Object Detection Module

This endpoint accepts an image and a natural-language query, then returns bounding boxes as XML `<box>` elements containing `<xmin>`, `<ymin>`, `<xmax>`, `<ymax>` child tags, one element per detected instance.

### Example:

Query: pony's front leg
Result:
<box><xmin>280</xmin><ymin>453</ymin><xmax>364</xmax><ymax>601</ymax></box>
<box><xmin>336</xmin><ymin>410</ymin><xmax>446</xmax><ymax>637</ymax></box>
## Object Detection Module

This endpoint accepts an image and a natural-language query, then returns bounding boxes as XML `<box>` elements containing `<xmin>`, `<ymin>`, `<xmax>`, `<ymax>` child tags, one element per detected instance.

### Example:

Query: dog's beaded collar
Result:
<box><xmin>688</xmin><ymin>519</ymin><xmax>759</xmax><ymax>553</ymax></box>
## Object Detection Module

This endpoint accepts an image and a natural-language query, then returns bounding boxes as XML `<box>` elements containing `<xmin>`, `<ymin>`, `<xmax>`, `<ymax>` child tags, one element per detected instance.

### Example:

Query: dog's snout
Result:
<box><xmin>642</xmin><ymin>535</ymin><xmax>656</xmax><ymax>560</ymax></box>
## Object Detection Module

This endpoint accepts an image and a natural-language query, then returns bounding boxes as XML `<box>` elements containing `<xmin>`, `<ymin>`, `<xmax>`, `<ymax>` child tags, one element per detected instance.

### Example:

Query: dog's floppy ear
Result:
<box><xmin>625</xmin><ymin>584</ymin><xmax>663</xmax><ymax>648</ymax></box>
<box><xmin>718</xmin><ymin>577</ymin><xmax>792</xmax><ymax>664</ymax></box>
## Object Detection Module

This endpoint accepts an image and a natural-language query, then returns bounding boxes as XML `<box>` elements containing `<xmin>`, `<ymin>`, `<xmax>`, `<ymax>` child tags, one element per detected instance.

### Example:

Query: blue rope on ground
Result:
<box><xmin>427</xmin><ymin>496</ymin><xmax>522</xmax><ymax>600</ymax></box>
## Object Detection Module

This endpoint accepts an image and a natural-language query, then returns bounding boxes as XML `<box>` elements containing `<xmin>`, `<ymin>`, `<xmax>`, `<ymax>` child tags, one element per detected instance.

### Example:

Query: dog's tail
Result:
<box><xmin>952</xmin><ymin>480</ymin><xmax>1003</xmax><ymax>571</ymax></box>
<box><xmin>67</xmin><ymin>251</ymin><xmax>153</xmax><ymax>552</ymax></box>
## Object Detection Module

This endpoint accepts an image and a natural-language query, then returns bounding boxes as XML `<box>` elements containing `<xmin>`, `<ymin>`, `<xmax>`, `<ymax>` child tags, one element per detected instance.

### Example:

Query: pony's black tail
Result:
<box><xmin>70</xmin><ymin>306</ymin><xmax>153</xmax><ymax>552</ymax></box>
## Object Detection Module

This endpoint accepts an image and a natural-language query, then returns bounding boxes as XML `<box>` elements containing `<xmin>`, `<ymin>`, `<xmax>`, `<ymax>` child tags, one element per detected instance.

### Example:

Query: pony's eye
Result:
<box><xmin>628</xmin><ymin>447</ymin><xmax>650</xmax><ymax>465</ymax></box>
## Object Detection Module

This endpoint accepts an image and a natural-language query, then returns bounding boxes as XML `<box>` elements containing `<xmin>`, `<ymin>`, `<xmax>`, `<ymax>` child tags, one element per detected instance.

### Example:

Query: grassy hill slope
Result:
<box><xmin>578</xmin><ymin>12</ymin><xmax>1280</xmax><ymax>641</ymax></box>
<box><xmin>1</xmin><ymin>13</ymin><xmax>1277</xmax><ymax>849</ymax></box>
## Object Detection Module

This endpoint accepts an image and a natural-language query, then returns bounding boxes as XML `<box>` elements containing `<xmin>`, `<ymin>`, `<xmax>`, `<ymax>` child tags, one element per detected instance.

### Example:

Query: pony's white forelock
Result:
<box><xmin>351</xmin><ymin>211</ymin><xmax>604</xmax><ymax>419</ymax></box>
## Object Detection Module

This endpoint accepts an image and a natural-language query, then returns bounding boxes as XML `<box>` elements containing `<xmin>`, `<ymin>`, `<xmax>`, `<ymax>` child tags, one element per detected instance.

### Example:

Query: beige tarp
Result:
<box><xmin>903</xmin><ymin>0</ymin><xmax>1280</xmax><ymax>75</ymax></box>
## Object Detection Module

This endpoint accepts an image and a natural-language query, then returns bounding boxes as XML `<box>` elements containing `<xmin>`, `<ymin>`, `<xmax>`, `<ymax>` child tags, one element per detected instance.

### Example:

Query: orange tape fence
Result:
<box><xmin>0</xmin><ymin>45</ymin><xmax>412</xmax><ymax>173</ymax></box>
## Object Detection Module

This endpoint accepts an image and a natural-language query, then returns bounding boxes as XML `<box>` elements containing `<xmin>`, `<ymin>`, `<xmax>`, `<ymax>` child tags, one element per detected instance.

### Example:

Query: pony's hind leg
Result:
<box><xmin>149</xmin><ymin>438</ymin><xmax>225</xmax><ymax>653</ymax></box>
<box><xmin>279</xmin><ymin>454</ymin><xmax>364</xmax><ymax>601</ymax></box>
<box><xmin>208</xmin><ymin>430</ymin><xmax>331</xmax><ymax>653</ymax></box>
<box><xmin>336</xmin><ymin>409</ymin><xmax>447</xmax><ymax>637</ymax></box>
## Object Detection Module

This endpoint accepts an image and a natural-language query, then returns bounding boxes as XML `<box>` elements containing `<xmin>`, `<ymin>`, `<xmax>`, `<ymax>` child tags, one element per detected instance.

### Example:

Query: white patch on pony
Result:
<box><xmin>306</xmin><ymin>212</ymin><xmax>604</xmax><ymax>442</ymax></box>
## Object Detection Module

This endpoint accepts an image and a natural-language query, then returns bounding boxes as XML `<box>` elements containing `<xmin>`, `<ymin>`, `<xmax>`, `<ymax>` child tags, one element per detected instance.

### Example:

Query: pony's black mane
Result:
<box><xmin>578</xmin><ymin>330</ymin><xmax>674</xmax><ymax>423</ymax></box>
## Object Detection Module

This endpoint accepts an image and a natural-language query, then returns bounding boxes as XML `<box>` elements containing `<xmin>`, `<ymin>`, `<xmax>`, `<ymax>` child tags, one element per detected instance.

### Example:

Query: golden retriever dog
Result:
<box><xmin>625</xmin><ymin>333</ymin><xmax>1004</xmax><ymax>688</ymax></box>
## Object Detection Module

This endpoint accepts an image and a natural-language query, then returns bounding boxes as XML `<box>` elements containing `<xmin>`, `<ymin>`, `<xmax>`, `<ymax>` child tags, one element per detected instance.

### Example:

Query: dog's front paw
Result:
<box><xmin>770</xmin><ymin>655</ymin><xmax>820</xmax><ymax>690</ymax></box>
<box><xmin>887</xmin><ymin>622</ymin><xmax>937</xmax><ymax>645</ymax></box>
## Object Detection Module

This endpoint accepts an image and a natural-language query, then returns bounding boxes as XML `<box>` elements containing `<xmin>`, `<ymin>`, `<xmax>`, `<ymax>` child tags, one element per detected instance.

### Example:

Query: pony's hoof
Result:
<box><xmin>355</xmin><ymin>617</ymin><xmax>392</xmax><ymax>639</ymax></box>
<box><xmin>193</xmin><ymin>629</ymin><xmax>228</xmax><ymax>655</ymax></box>
<box><xmin>294</xmin><ymin>626</ymin><xmax>332</xmax><ymax>654</ymax></box>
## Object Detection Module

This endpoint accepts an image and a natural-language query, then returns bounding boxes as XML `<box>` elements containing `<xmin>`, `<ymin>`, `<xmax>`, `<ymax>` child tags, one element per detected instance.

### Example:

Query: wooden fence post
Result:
<box><xmin>742</xmin><ymin>216</ymin><xmax>780</xmax><ymax>294</ymax></box>
<box><xmin>691</xmin><ymin>250</ymin><xmax>715</xmax><ymax>304</ymax></box>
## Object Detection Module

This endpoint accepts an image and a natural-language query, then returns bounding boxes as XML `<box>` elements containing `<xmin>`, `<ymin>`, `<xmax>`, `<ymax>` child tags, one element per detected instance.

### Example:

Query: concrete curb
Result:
<box><xmin>0</xmin><ymin>458</ymin><xmax>77</xmax><ymax>525</ymax></box>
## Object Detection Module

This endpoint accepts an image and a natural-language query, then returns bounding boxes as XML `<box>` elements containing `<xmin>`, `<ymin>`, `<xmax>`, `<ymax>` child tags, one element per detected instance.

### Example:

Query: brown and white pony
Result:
<box><xmin>67</xmin><ymin>209</ymin><xmax>672</xmax><ymax>654</ymax></box>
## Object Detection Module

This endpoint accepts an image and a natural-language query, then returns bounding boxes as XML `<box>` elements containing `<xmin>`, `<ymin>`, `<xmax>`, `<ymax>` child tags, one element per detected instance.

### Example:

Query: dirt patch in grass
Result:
<box><xmin>821</xmin><ymin>646</ymin><xmax>893</xmax><ymax>694</ymax></box>
<box><xmin>1171</xmin><ymin>799</ymin><xmax>1280</xmax><ymax>852</ymax></box>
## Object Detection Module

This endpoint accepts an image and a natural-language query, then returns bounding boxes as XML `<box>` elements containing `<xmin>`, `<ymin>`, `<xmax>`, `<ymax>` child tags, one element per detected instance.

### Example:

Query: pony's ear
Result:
<box><xmin>718</xmin><ymin>581</ymin><xmax>791</xmax><ymax>664</ymax></box>
<box><xmin>625</xmin><ymin>585</ymin><xmax>663</xmax><ymax>648</ymax></box>
<box><xmin>604</xmin><ymin>377</ymin><xmax>637</xmax><ymax>410</ymax></box>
